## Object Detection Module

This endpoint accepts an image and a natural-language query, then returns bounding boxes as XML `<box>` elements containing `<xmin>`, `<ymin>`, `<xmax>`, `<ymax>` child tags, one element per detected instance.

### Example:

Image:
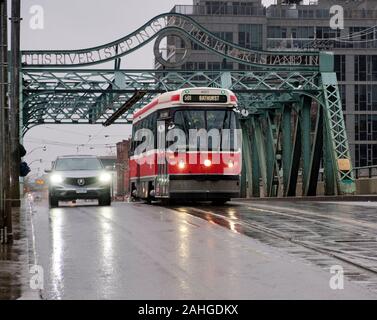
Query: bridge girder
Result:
<box><xmin>22</xmin><ymin>69</ymin><xmax>321</xmax><ymax>128</ymax></box>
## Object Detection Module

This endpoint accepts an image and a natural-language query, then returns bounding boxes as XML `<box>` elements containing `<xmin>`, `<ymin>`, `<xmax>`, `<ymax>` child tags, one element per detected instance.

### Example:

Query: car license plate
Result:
<box><xmin>76</xmin><ymin>188</ymin><xmax>87</xmax><ymax>194</ymax></box>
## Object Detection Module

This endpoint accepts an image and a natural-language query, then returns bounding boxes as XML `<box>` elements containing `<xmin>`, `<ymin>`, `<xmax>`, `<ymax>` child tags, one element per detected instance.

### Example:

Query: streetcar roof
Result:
<box><xmin>132</xmin><ymin>87</ymin><xmax>237</xmax><ymax>124</ymax></box>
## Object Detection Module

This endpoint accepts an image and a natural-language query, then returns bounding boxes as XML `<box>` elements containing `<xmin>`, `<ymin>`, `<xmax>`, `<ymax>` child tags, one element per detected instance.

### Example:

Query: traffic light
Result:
<box><xmin>19</xmin><ymin>144</ymin><xmax>30</xmax><ymax>177</ymax></box>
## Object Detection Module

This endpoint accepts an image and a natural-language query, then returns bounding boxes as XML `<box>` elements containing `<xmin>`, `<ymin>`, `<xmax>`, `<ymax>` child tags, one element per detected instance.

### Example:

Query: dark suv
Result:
<box><xmin>47</xmin><ymin>155</ymin><xmax>112</xmax><ymax>208</ymax></box>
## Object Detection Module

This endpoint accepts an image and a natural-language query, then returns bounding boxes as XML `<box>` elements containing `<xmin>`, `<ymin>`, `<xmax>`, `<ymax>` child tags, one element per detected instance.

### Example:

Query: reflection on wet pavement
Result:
<box><xmin>0</xmin><ymin>207</ymin><xmax>27</xmax><ymax>300</ymax></box>
<box><xmin>172</xmin><ymin>201</ymin><xmax>377</xmax><ymax>293</ymax></box>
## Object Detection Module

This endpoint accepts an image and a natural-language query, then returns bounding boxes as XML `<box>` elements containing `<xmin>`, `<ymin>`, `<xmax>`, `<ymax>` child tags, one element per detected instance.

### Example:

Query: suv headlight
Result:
<box><xmin>50</xmin><ymin>174</ymin><xmax>63</xmax><ymax>184</ymax></box>
<box><xmin>99</xmin><ymin>172</ymin><xmax>112</xmax><ymax>183</ymax></box>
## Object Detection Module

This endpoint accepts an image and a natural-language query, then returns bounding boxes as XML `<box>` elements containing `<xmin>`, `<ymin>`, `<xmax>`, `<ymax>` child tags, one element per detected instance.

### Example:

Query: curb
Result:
<box><xmin>233</xmin><ymin>195</ymin><xmax>377</xmax><ymax>202</ymax></box>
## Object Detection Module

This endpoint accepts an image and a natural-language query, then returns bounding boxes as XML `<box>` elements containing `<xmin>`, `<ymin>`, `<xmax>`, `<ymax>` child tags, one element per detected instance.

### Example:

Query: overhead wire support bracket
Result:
<box><xmin>102</xmin><ymin>90</ymin><xmax>147</xmax><ymax>127</ymax></box>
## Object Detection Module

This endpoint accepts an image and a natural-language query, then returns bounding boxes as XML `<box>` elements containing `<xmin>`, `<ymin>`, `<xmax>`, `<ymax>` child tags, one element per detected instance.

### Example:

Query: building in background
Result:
<box><xmin>116</xmin><ymin>140</ymin><xmax>131</xmax><ymax>197</ymax></box>
<box><xmin>167</xmin><ymin>0</ymin><xmax>377</xmax><ymax>166</ymax></box>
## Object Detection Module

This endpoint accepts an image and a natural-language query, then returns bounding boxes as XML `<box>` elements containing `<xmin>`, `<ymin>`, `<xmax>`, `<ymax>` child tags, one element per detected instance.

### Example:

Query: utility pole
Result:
<box><xmin>10</xmin><ymin>0</ymin><xmax>21</xmax><ymax>208</ymax></box>
<box><xmin>0</xmin><ymin>0</ymin><xmax>5</xmax><ymax>243</ymax></box>
<box><xmin>0</xmin><ymin>0</ymin><xmax>12</xmax><ymax>243</ymax></box>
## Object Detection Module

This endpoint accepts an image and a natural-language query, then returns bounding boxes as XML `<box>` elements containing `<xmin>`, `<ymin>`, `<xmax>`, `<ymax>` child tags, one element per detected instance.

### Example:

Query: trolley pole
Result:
<box><xmin>10</xmin><ymin>0</ymin><xmax>21</xmax><ymax>208</ymax></box>
<box><xmin>0</xmin><ymin>0</ymin><xmax>12</xmax><ymax>243</ymax></box>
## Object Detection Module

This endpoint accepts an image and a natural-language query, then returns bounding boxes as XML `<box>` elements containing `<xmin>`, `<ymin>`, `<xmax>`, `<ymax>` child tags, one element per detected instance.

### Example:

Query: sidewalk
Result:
<box><xmin>0</xmin><ymin>199</ymin><xmax>40</xmax><ymax>300</ymax></box>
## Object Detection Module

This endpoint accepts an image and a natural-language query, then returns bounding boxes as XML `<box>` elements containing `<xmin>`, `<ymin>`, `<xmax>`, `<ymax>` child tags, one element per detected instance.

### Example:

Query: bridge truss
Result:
<box><xmin>21</xmin><ymin>13</ymin><xmax>355</xmax><ymax>197</ymax></box>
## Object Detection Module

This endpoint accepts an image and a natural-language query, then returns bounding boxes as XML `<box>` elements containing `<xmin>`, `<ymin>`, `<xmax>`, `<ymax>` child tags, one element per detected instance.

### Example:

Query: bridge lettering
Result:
<box><xmin>21</xmin><ymin>13</ymin><xmax>319</xmax><ymax>68</ymax></box>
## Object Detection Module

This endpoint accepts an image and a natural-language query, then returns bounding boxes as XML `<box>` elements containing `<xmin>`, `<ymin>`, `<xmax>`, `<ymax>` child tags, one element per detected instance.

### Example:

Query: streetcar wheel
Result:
<box><xmin>161</xmin><ymin>198</ymin><xmax>171</xmax><ymax>206</ymax></box>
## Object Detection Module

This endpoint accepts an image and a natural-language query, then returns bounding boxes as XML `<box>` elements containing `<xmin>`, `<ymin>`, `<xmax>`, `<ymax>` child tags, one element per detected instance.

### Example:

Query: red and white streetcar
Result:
<box><xmin>129</xmin><ymin>87</ymin><xmax>242</xmax><ymax>204</ymax></box>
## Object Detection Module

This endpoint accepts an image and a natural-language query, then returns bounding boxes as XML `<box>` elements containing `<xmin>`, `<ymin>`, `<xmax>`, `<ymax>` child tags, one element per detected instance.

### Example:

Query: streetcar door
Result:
<box><xmin>156</xmin><ymin>118</ymin><xmax>169</xmax><ymax>197</ymax></box>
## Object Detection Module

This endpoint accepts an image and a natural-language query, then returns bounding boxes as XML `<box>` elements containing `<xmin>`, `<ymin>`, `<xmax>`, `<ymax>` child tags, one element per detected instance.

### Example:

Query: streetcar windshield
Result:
<box><xmin>173</xmin><ymin>109</ymin><xmax>238</xmax><ymax>132</ymax></box>
<box><xmin>173</xmin><ymin>109</ymin><xmax>240</xmax><ymax>151</ymax></box>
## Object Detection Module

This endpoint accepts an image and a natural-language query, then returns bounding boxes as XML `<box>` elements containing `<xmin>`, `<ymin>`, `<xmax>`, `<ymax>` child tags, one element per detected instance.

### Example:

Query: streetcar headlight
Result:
<box><xmin>228</xmin><ymin>160</ymin><xmax>234</xmax><ymax>168</ymax></box>
<box><xmin>50</xmin><ymin>174</ymin><xmax>63</xmax><ymax>185</ymax></box>
<box><xmin>204</xmin><ymin>159</ymin><xmax>212</xmax><ymax>167</ymax></box>
<box><xmin>99</xmin><ymin>172</ymin><xmax>112</xmax><ymax>183</ymax></box>
<box><xmin>178</xmin><ymin>160</ymin><xmax>186</xmax><ymax>169</ymax></box>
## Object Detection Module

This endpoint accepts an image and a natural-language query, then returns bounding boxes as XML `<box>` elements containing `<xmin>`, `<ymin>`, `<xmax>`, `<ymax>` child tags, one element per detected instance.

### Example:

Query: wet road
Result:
<box><xmin>174</xmin><ymin>201</ymin><xmax>377</xmax><ymax>293</ymax></box>
<box><xmin>29</xmin><ymin>196</ymin><xmax>377</xmax><ymax>299</ymax></box>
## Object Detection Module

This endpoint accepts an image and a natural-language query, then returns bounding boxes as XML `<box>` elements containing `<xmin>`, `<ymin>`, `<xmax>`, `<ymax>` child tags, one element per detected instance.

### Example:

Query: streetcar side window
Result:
<box><xmin>131</xmin><ymin>122</ymin><xmax>140</xmax><ymax>154</ymax></box>
<box><xmin>131</xmin><ymin>112</ymin><xmax>158</xmax><ymax>154</ymax></box>
<box><xmin>173</xmin><ymin>110</ymin><xmax>186</xmax><ymax>132</ymax></box>
<box><xmin>151</xmin><ymin>112</ymin><xmax>157</xmax><ymax>149</ymax></box>
<box><xmin>145</xmin><ymin>113</ymin><xmax>154</xmax><ymax>149</ymax></box>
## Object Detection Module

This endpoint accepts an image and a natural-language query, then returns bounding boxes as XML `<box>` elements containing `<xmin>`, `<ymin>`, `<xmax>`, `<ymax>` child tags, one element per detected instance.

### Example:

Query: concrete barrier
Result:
<box><xmin>295</xmin><ymin>178</ymin><xmax>377</xmax><ymax>196</ymax></box>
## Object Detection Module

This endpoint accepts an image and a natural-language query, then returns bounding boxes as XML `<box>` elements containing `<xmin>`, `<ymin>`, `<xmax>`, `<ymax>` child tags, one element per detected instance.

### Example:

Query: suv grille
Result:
<box><xmin>64</xmin><ymin>177</ymin><xmax>98</xmax><ymax>186</ymax></box>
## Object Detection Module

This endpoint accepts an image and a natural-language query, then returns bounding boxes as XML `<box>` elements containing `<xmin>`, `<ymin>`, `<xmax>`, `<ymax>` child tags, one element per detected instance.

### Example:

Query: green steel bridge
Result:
<box><xmin>21</xmin><ymin>13</ymin><xmax>355</xmax><ymax>198</ymax></box>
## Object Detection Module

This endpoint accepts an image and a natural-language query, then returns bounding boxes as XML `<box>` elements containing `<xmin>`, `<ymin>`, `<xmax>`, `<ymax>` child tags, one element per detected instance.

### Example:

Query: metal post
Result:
<box><xmin>286</xmin><ymin>112</ymin><xmax>301</xmax><ymax>197</ymax></box>
<box><xmin>10</xmin><ymin>0</ymin><xmax>21</xmax><ymax>207</ymax></box>
<box><xmin>0</xmin><ymin>0</ymin><xmax>5</xmax><ymax>239</ymax></box>
<box><xmin>323</xmin><ymin>124</ymin><xmax>336</xmax><ymax>195</ymax></box>
<box><xmin>240</xmin><ymin>152</ymin><xmax>247</xmax><ymax>198</ymax></box>
<box><xmin>252</xmin><ymin>117</ymin><xmax>268</xmax><ymax>197</ymax></box>
<box><xmin>282</xmin><ymin>105</ymin><xmax>292</xmax><ymax>195</ymax></box>
<box><xmin>305</xmin><ymin>106</ymin><xmax>323</xmax><ymax>196</ymax></box>
<box><xmin>0</xmin><ymin>0</ymin><xmax>12</xmax><ymax>243</ymax></box>
<box><xmin>265</xmin><ymin>115</ymin><xmax>275</xmax><ymax>196</ymax></box>
<box><xmin>241</xmin><ymin>119</ymin><xmax>253</xmax><ymax>198</ymax></box>
<box><xmin>251</xmin><ymin>128</ymin><xmax>260</xmax><ymax>197</ymax></box>
<box><xmin>301</xmin><ymin>96</ymin><xmax>311</xmax><ymax>196</ymax></box>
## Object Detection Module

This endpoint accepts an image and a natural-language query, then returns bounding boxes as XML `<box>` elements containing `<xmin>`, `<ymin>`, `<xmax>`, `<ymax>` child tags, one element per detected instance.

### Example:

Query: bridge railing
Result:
<box><xmin>316</xmin><ymin>166</ymin><xmax>377</xmax><ymax>181</ymax></box>
<box><xmin>267</xmin><ymin>38</ymin><xmax>377</xmax><ymax>51</ymax></box>
<box><xmin>267</xmin><ymin>7</ymin><xmax>377</xmax><ymax>19</ymax></box>
<box><xmin>171</xmin><ymin>5</ymin><xmax>266</xmax><ymax>16</ymax></box>
<box><xmin>353</xmin><ymin>166</ymin><xmax>377</xmax><ymax>179</ymax></box>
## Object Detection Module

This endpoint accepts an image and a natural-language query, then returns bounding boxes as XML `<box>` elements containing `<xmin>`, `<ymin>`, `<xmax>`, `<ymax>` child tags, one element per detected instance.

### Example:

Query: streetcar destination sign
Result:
<box><xmin>183</xmin><ymin>94</ymin><xmax>228</xmax><ymax>103</ymax></box>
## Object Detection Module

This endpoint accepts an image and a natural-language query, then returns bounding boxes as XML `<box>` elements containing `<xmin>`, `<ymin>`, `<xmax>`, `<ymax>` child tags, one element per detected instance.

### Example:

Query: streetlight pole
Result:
<box><xmin>29</xmin><ymin>159</ymin><xmax>43</xmax><ymax>166</ymax></box>
<box><xmin>10</xmin><ymin>0</ymin><xmax>21</xmax><ymax>208</ymax></box>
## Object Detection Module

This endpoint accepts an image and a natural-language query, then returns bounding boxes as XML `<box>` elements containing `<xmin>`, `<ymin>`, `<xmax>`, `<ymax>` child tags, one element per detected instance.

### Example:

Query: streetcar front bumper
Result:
<box><xmin>169</xmin><ymin>175</ymin><xmax>240</xmax><ymax>200</ymax></box>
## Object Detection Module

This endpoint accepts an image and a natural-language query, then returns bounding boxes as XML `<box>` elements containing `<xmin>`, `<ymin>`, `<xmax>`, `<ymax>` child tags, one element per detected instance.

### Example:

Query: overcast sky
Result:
<box><xmin>21</xmin><ymin>0</ymin><xmax>274</xmax><ymax>174</ymax></box>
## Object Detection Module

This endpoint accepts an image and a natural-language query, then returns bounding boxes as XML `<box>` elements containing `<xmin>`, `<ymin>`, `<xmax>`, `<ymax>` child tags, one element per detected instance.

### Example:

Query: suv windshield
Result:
<box><xmin>55</xmin><ymin>158</ymin><xmax>103</xmax><ymax>171</ymax></box>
